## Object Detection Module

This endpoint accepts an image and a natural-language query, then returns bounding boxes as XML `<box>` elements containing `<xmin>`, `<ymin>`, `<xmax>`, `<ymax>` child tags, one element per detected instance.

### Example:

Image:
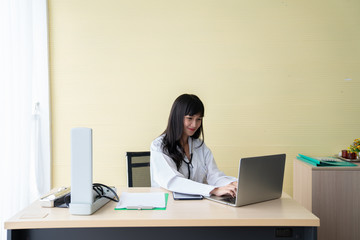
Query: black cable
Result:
<box><xmin>93</xmin><ymin>183</ymin><xmax>119</xmax><ymax>202</ymax></box>
<box><xmin>92</xmin><ymin>186</ymin><xmax>102</xmax><ymax>197</ymax></box>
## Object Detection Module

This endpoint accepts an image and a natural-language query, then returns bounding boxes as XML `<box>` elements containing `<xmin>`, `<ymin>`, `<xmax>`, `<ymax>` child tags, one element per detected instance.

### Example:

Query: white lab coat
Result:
<box><xmin>150</xmin><ymin>135</ymin><xmax>237</xmax><ymax>196</ymax></box>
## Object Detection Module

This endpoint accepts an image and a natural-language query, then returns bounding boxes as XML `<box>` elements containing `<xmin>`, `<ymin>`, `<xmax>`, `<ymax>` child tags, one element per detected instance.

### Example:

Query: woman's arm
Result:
<box><xmin>150</xmin><ymin>149</ymin><xmax>215</xmax><ymax>196</ymax></box>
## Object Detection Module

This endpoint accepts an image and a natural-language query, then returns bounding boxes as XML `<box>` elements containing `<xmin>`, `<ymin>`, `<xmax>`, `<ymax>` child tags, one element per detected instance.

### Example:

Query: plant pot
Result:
<box><xmin>348</xmin><ymin>152</ymin><xmax>357</xmax><ymax>160</ymax></box>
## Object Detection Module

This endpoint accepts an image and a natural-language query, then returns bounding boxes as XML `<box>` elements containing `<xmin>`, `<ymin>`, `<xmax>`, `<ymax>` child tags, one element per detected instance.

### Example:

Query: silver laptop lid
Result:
<box><xmin>235</xmin><ymin>154</ymin><xmax>286</xmax><ymax>206</ymax></box>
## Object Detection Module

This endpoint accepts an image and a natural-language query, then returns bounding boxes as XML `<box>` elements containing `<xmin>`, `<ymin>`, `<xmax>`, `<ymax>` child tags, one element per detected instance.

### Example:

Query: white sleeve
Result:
<box><xmin>150</xmin><ymin>143</ymin><xmax>215</xmax><ymax>196</ymax></box>
<box><xmin>203</xmin><ymin>144</ymin><xmax>237</xmax><ymax>187</ymax></box>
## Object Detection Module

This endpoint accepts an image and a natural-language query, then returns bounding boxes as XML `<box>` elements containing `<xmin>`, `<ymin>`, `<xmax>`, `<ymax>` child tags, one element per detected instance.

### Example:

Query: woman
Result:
<box><xmin>150</xmin><ymin>94</ymin><xmax>237</xmax><ymax>197</ymax></box>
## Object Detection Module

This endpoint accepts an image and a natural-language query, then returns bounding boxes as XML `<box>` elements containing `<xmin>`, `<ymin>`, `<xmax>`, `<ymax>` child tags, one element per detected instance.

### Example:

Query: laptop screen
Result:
<box><xmin>236</xmin><ymin>154</ymin><xmax>286</xmax><ymax>206</ymax></box>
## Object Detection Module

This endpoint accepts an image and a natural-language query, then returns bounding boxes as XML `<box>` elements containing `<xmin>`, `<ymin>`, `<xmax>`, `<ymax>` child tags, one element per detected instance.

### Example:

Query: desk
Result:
<box><xmin>293</xmin><ymin>158</ymin><xmax>360</xmax><ymax>240</ymax></box>
<box><xmin>5</xmin><ymin>187</ymin><xmax>319</xmax><ymax>240</ymax></box>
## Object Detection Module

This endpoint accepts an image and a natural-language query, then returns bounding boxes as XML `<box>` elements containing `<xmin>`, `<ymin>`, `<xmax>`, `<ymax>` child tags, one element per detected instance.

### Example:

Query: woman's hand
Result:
<box><xmin>210</xmin><ymin>181</ymin><xmax>238</xmax><ymax>197</ymax></box>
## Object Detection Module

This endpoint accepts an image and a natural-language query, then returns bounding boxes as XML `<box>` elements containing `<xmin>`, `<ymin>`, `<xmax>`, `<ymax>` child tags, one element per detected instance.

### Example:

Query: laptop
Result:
<box><xmin>205</xmin><ymin>154</ymin><xmax>286</xmax><ymax>207</ymax></box>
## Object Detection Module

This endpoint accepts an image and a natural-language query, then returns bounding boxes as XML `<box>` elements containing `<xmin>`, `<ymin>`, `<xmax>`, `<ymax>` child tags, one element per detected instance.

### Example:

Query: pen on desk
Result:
<box><xmin>126</xmin><ymin>206</ymin><xmax>154</xmax><ymax>210</ymax></box>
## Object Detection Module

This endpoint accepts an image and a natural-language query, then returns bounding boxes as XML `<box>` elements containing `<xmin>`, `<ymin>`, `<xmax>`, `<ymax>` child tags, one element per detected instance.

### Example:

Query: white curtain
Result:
<box><xmin>0</xmin><ymin>0</ymin><xmax>51</xmax><ymax>239</ymax></box>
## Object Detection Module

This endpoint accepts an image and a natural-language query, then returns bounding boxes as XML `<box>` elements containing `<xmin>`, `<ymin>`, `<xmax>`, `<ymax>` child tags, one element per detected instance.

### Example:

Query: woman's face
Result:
<box><xmin>182</xmin><ymin>113</ymin><xmax>202</xmax><ymax>138</ymax></box>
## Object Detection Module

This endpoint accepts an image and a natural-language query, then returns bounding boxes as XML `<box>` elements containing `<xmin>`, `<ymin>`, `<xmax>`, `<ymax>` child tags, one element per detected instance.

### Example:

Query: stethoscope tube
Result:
<box><xmin>183</xmin><ymin>140</ymin><xmax>193</xmax><ymax>179</ymax></box>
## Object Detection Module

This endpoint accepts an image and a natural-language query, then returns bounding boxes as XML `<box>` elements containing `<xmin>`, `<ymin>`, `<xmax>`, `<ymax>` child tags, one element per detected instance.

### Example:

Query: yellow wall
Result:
<box><xmin>48</xmin><ymin>0</ymin><xmax>360</xmax><ymax>195</ymax></box>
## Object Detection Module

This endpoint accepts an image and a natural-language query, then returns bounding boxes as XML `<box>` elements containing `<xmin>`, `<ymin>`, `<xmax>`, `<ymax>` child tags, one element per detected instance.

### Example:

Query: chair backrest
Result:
<box><xmin>126</xmin><ymin>151</ymin><xmax>151</xmax><ymax>187</ymax></box>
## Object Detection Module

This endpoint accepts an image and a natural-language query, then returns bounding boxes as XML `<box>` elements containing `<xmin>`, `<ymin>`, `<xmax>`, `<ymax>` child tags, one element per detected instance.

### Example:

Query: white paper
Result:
<box><xmin>115</xmin><ymin>192</ymin><xmax>165</xmax><ymax>209</ymax></box>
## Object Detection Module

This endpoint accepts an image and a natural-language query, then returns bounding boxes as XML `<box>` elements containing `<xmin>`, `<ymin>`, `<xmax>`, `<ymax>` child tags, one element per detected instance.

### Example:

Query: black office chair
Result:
<box><xmin>126</xmin><ymin>151</ymin><xmax>151</xmax><ymax>187</ymax></box>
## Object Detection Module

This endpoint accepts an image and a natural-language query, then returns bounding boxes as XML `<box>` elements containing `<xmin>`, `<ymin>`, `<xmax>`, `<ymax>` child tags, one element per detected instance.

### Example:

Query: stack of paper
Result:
<box><xmin>115</xmin><ymin>192</ymin><xmax>167</xmax><ymax>210</ymax></box>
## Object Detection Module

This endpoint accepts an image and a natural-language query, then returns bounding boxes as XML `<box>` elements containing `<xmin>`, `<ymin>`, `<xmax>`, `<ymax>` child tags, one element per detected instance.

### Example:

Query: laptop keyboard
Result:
<box><xmin>223</xmin><ymin>196</ymin><xmax>236</xmax><ymax>204</ymax></box>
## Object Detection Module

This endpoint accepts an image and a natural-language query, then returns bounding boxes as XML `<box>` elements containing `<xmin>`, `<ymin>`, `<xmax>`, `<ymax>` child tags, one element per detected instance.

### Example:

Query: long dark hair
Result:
<box><xmin>162</xmin><ymin>94</ymin><xmax>205</xmax><ymax>170</ymax></box>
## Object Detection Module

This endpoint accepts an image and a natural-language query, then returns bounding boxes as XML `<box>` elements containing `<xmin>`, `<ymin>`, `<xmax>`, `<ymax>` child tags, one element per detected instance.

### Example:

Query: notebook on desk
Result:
<box><xmin>205</xmin><ymin>154</ymin><xmax>286</xmax><ymax>207</ymax></box>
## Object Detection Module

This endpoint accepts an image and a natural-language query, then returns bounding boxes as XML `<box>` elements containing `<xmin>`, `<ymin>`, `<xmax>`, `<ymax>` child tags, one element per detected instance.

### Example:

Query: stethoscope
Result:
<box><xmin>182</xmin><ymin>139</ymin><xmax>193</xmax><ymax>179</ymax></box>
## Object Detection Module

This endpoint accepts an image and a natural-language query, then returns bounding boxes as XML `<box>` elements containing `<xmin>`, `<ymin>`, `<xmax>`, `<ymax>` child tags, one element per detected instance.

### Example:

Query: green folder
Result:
<box><xmin>297</xmin><ymin>154</ymin><xmax>357</xmax><ymax>167</ymax></box>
